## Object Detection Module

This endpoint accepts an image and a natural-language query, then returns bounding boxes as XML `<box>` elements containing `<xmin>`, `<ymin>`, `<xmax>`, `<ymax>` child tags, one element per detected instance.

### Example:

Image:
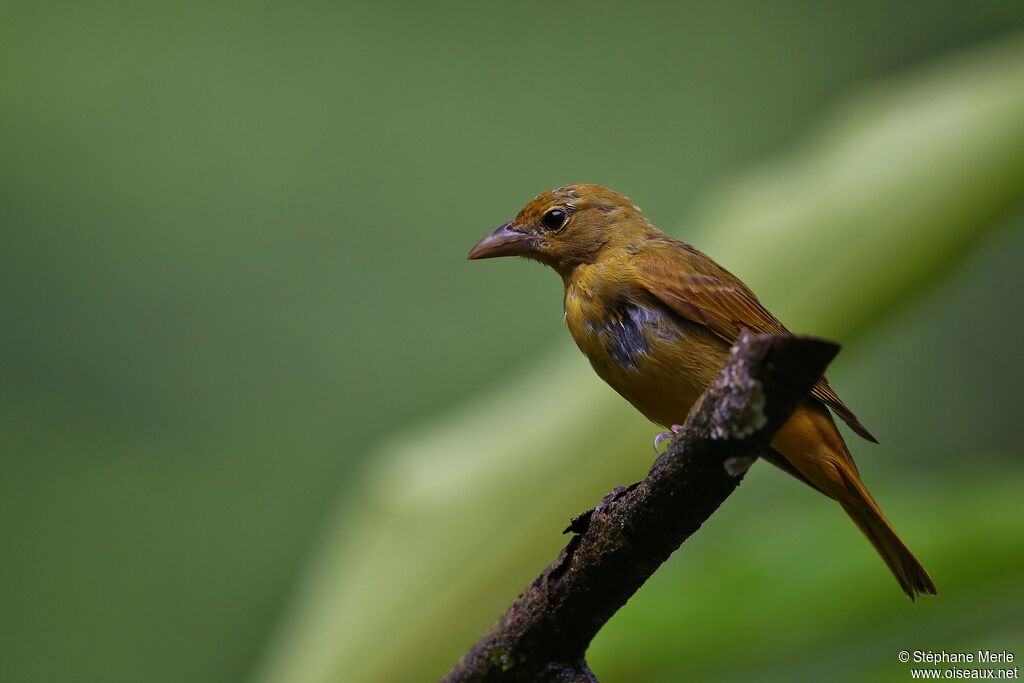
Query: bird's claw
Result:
<box><xmin>652</xmin><ymin>424</ymin><xmax>684</xmax><ymax>454</ymax></box>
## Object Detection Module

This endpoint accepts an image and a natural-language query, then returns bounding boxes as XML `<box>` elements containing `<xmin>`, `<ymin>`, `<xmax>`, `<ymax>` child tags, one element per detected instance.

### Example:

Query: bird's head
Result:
<box><xmin>467</xmin><ymin>184</ymin><xmax>652</xmax><ymax>275</ymax></box>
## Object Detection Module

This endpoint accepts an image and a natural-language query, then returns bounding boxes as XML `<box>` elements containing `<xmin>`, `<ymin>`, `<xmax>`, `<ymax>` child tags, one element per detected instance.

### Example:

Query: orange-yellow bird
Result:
<box><xmin>468</xmin><ymin>183</ymin><xmax>935</xmax><ymax>599</ymax></box>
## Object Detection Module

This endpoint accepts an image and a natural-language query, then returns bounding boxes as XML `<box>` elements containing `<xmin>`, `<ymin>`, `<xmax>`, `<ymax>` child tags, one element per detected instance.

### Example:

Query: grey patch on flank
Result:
<box><xmin>600</xmin><ymin>304</ymin><xmax>676</xmax><ymax>372</ymax></box>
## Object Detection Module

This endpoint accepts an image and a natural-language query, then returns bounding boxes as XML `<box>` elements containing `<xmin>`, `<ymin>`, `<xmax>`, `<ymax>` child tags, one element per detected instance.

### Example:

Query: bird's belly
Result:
<box><xmin>595</xmin><ymin>354</ymin><xmax>704</xmax><ymax>427</ymax></box>
<box><xmin>569</xmin><ymin>305</ymin><xmax>728</xmax><ymax>427</ymax></box>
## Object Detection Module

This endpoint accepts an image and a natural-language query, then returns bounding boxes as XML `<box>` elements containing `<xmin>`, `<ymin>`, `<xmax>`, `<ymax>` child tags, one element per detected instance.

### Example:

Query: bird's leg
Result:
<box><xmin>653</xmin><ymin>424</ymin><xmax>684</xmax><ymax>454</ymax></box>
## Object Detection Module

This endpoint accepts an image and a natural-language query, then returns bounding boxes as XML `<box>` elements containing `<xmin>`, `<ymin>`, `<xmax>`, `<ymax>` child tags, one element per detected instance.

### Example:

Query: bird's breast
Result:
<box><xmin>564</xmin><ymin>284</ymin><xmax>724</xmax><ymax>426</ymax></box>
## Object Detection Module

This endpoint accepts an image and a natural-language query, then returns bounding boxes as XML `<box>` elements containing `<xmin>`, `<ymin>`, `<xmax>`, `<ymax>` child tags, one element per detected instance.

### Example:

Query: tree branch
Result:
<box><xmin>441</xmin><ymin>332</ymin><xmax>839</xmax><ymax>683</ymax></box>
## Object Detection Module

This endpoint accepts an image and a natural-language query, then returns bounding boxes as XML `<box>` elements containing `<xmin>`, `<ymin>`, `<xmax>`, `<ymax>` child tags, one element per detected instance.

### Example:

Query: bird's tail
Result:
<box><xmin>772</xmin><ymin>404</ymin><xmax>936</xmax><ymax>599</ymax></box>
<box><xmin>835</xmin><ymin>465</ymin><xmax>937</xmax><ymax>600</ymax></box>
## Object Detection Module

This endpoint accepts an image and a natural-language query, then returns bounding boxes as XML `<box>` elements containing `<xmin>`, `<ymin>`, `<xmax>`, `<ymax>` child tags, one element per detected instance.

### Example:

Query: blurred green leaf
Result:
<box><xmin>251</xmin><ymin>34</ymin><xmax>1024</xmax><ymax>683</ymax></box>
<box><xmin>590</xmin><ymin>468</ymin><xmax>1024</xmax><ymax>682</ymax></box>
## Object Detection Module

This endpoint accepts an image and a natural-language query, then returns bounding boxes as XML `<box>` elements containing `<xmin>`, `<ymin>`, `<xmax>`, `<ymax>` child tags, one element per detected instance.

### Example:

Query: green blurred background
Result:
<box><xmin>3</xmin><ymin>2</ymin><xmax>1024</xmax><ymax>682</ymax></box>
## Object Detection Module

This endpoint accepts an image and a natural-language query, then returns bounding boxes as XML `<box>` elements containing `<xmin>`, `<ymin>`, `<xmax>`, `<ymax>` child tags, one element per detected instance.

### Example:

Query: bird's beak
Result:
<box><xmin>467</xmin><ymin>222</ymin><xmax>535</xmax><ymax>260</ymax></box>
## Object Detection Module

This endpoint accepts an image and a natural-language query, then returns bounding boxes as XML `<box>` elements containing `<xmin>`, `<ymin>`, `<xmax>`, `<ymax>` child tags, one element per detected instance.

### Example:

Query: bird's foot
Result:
<box><xmin>652</xmin><ymin>424</ymin><xmax>684</xmax><ymax>454</ymax></box>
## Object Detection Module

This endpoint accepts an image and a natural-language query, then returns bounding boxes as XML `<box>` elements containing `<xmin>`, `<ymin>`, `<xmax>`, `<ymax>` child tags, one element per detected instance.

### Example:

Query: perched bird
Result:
<box><xmin>468</xmin><ymin>183</ymin><xmax>936</xmax><ymax>599</ymax></box>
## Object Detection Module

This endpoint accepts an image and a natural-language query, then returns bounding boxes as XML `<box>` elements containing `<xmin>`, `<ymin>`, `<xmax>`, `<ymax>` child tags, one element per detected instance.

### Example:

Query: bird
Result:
<box><xmin>467</xmin><ymin>183</ymin><xmax>936</xmax><ymax>599</ymax></box>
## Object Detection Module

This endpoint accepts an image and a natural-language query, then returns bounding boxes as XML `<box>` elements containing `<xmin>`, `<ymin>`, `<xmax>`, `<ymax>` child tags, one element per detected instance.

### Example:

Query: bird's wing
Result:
<box><xmin>634</xmin><ymin>238</ymin><xmax>877</xmax><ymax>443</ymax></box>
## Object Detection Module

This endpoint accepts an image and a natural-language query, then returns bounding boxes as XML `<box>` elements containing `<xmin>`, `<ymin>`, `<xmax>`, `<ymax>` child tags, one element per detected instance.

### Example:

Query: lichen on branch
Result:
<box><xmin>442</xmin><ymin>332</ymin><xmax>839</xmax><ymax>683</ymax></box>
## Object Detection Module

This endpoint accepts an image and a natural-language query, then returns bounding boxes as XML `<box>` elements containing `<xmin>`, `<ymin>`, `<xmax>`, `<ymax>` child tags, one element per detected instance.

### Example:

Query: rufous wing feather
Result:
<box><xmin>635</xmin><ymin>237</ymin><xmax>877</xmax><ymax>442</ymax></box>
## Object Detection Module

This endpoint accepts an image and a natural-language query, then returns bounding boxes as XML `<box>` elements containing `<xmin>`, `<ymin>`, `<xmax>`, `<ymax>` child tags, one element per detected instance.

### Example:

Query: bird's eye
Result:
<box><xmin>541</xmin><ymin>208</ymin><xmax>567</xmax><ymax>231</ymax></box>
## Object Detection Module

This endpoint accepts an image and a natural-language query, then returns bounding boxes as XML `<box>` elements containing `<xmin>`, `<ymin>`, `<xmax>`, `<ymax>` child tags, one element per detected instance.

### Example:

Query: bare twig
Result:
<box><xmin>442</xmin><ymin>332</ymin><xmax>839</xmax><ymax>683</ymax></box>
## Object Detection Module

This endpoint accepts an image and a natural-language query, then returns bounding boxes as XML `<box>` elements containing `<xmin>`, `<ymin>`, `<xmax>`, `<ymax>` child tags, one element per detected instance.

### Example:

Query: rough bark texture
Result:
<box><xmin>441</xmin><ymin>332</ymin><xmax>839</xmax><ymax>683</ymax></box>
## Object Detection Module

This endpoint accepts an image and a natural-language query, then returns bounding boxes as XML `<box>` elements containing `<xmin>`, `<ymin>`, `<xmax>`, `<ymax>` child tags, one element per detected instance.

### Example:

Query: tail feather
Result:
<box><xmin>837</xmin><ymin>467</ymin><xmax>937</xmax><ymax>600</ymax></box>
<box><xmin>772</xmin><ymin>404</ymin><xmax>936</xmax><ymax>599</ymax></box>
